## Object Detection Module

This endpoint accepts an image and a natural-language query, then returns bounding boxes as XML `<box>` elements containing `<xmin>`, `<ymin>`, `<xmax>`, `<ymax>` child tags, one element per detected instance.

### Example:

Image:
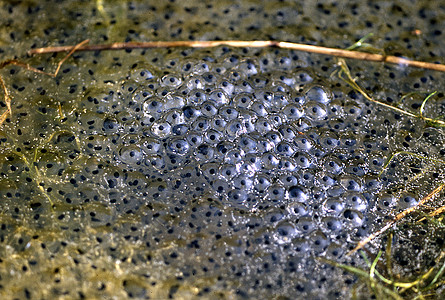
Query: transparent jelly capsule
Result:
<box><xmin>212</xmin><ymin>178</ymin><xmax>230</xmax><ymax>194</ymax></box>
<box><xmin>145</xmin><ymin>154</ymin><xmax>166</xmax><ymax>171</ymax></box>
<box><xmin>294</xmin><ymin>152</ymin><xmax>313</xmax><ymax>169</ymax></box>
<box><xmin>182</xmin><ymin>105</ymin><xmax>201</xmax><ymax>121</ymax></box>
<box><xmin>143</xmin><ymin>97</ymin><xmax>164</xmax><ymax>118</ymax></box>
<box><xmin>271</xmin><ymin>92</ymin><xmax>290</xmax><ymax>110</ymax></box>
<box><xmin>204</xmin><ymin>129</ymin><xmax>223</xmax><ymax>145</ymax></box>
<box><xmin>219</xmin><ymin>106</ymin><xmax>239</xmax><ymax>120</ymax></box>
<box><xmin>200</xmin><ymin>101</ymin><xmax>218</xmax><ymax>117</ymax></box>
<box><xmin>282</xmin><ymin>103</ymin><xmax>304</xmax><ymax>120</ymax></box>
<box><xmin>226</xmin><ymin>119</ymin><xmax>246</xmax><ymax>138</ymax></box>
<box><xmin>376</xmin><ymin>193</ymin><xmax>396</xmax><ymax>210</ymax></box>
<box><xmin>257</xmin><ymin>136</ymin><xmax>275</xmax><ymax>153</ymax></box>
<box><xmin>167</xmin><ymin>138</ymin><xmax>190</xmax><ymax>155</ymax></box>
<box><xmin>287</xmin><ymin>202</ymin><xmax>310</xmax><ymax>217</ymax></box>
<box><xmin>279</xmin><ymin>173</ymin><xmax>299</xmax><ymax>187</ymax></box>
<box><xmin>232</xmin><ymin>92</ymin><xmax>253</xmax><ymax>108</ymax></box>
<box><xmin>309</xmin><ymin>231</ymin><xmax>330</xmax><ymax>254</ymax></box>
<box><xmin>235</xmin><ymin>80</ymin><xmax>254</xmax><ymax>94</ymax></box>
<box><xmin>248</xmin><ymin>100</ymin><xmax>268</xmax><ymax>117</ymax></box>
<box><xmin>235</xmin><ymin>58</ymin><xmax>259</xmax><ymax>77</ymax></box>
<box><xmin>227</xmin><ymin>189</ymin><xmax>249</xmax><ymax>207</ymax></box>
<box><xmin>304</xmin><ymin>101</ymin><xmax>328</xmax><ymax>120</ymax></box>
<box><xmin>262</xmin><ymin>152</ymin><xmax>280</xmax><ymax>169</ymax></box>
<box><xmin>344</xmin><ymin>192</ymin><xmax>367</xmax><ymax>212</ymax></box>
<box><xmin>296</xmin><ymin>216</ymin><xmax>316</xmax><ymax>234</ymax></box>
<box><xmin>164</xmin><ymin>109</ymin><xmax>185</xmax><ymax>126</ymax></box>
<box><xmin>342</xmin><ymin>209</ymin><xmax>364</xmax><ymax>227</ymax></box>
<box><xmin>160</xmin><ymin>73</ymin><xmax>183</xmax><ymax>88</ymax></box>
<box><xmin>219</xmin><ymin>163</ymin><xmax>239</xmax><ymax>180</ymax></box>
<box><xmin>318</xmin><ymin>131</ymin><xmax>340</xmax><ymax>150</ymax></box>
<box><xmin>211</xmin><ymin>117</ymin><xmax>227</xmax><ymax>132</ymax></box>
<box><xmin>267</xmin><ymin>184</ymin><xmax>287</xmax><ymax>203</ymax></box>
<box><xmin>218</xmin><ymin>80</ymin><xmax>235</xmax><ymax>95</ymax></box>
<box><xmin>324</xmin><ymin>198</ymin><xmax>345</xmax><ymax>215</ymax></box>
<box><xmin>255</xmin><ymin>117</ymin><xmax>274</xmax><ymax>134</ymax></box>
<box><xmin>339</xmin><ymin>175</ymin><xmax>362</xmax><ymax>192</ymax></box>
<box><xmin>200</xmin><ymin>162</ymin><xmax>219</xmax><ymax>180</ymax></box>
<box><xmin>208</xmin><ymin>89</ymin><xmax>229</xmax><ymax>106</ymax></box>
<box><xmin>288</xmin><ymin>185</ymin><xmax>309</xmax><ymax>203</ymax></box>
<box><xmin>186</xmin><ymin>131</ymin><xmax>203</xmax><ymax>147</ymax></box>
<box><xmin>233</xmin><ymin>174</ymin><xmax>253</xmax><ymax>191</ymax></box>
<box><xmin>195</xmin><ymin>144</ymin><xmax>214</xmax><ymax>162</ymax></box>
<box><xmin>142</xmin><ymin>137</ymin><xmax>162</xmax><ymax>154</ymax></box>
<box><xmin>276</xmin><ymin>142</ymin><xmax>295</xmax><ymax>157</ymax></box>
<box><xmin>192</xmin><ymin>116</ymin><xmax>211</xmax><ymax>132</ymax></box>
<box><xmin>238</xmin><ymin>135</ymin><xmax>258</xmax><ymax>153</ymax></box>
<box><xmin>250</xmin><ymin>75</ymin><xmax>269</xmax><ymax>88</ymax></box>
<box><xmin>398</xmin><ymin>193</ymin><xmax>419</xmax><ymax>209</ymax></box>
<box><xmin>118</xmin><ymin>145</ymin><xmax>145</xmax><ymax>165</ymax></box>
<box><xmin>150</xmin><ymin>121</ymin><xmax>171</xmax><ymax>138</ymax></box>
<box><xmin>293</xmin><ymin>135</ymin><xmax>314</xmax><ymax>151</ymax></box>
<box><xmin>241</xmin><ymin>153</ymin><xmax>262</xmax><ymax>174</ymax></box>
<box><xmin>225</xmin><ymin>148</ymin><xmax>245</xmax><ymax>164</ymax></box>
<box><xmin>305</xmin><ymin>85</ymin><xmax>331</xmax><ymax>104</ymax></box>
<box><xmin>201</xmin><ymin>72</ymin><xmax>219</xmax><ymax>85</ymax></box>
<box><xmin>279</xmin><ymin>157</ymin><xmax>297</xmax><ymax>172</ymax></box>
<box><xmin>322</xmin><ymin>217</ymin><xmax>343</xmax><ymax>233</ymax></box>
<box><xmin>171</xmin><ymin>124</ymin><xmax>188</xmax><ymax>136</ymax></box>
<box><xmin>274</xmin><ymin>221</ymin><xmax>298</xmax><ymax>244</ymax></box>
<box><xmin>254</xmin><ymin>174</ymin><xmax>272</xmax><ymax>193</ymax></box>
<box><xmin>187</xmin><ymin>89</ymin><xmax>207</xmax><ymax>105</ymax></box>
<box><xmin>129</xmin><ymin>66</ymin><xmax>155</xmax><ymax>82</ymax></box>
<box><xmin>298</xmin><ymin>169</ymin><xmax>316</xmax><ymax>187</ymax></box>
<box><xmin>321</xmin><ymin>155</ymin><xmax>344</xmax><ymax>175</ymax></box>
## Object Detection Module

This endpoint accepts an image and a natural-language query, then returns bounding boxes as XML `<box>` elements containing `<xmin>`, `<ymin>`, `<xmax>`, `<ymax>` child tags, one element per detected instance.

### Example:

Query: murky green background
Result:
<box><xmin>0</xmin><ymin>0</ymin><xmax>444</xmax><ymax>299</ymax></box>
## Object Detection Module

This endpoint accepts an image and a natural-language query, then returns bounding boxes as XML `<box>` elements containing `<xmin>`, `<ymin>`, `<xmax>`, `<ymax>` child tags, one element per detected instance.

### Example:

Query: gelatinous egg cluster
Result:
<box><xmin>1</xmin><ymin>0</ymin><xmax>445</xmax><ymax>299</ymax></box>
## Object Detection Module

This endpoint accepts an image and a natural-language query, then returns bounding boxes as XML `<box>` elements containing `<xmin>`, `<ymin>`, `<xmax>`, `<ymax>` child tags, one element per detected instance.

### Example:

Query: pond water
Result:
<box><xmin>0</xmin><ymin>0</ymin><xmax>444</xmax><ymax>299</ymax></box>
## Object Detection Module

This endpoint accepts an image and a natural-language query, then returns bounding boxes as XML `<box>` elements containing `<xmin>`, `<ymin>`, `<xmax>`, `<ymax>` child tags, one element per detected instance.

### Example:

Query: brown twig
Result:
<box><xmin>347</xmin><ymin>183</ymin><xmax>445</xmax><ymax>256</ymax></box>
<box><xmin>28</xmin><ymin>40</ymin><xmax>445</xmax><ymax>72</ymax></box>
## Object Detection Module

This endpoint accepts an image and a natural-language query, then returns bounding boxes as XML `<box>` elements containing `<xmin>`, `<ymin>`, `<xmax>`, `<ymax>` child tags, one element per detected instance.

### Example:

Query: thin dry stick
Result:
<box><xmin>28</xmin><ymin>40</ymin><xmax>445</xmax><ymax>72</ymax></box>
<box><xmin>347</xmin><ymin>183</ymin><xmax>445</xmax><ymax>256</ymax></box>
